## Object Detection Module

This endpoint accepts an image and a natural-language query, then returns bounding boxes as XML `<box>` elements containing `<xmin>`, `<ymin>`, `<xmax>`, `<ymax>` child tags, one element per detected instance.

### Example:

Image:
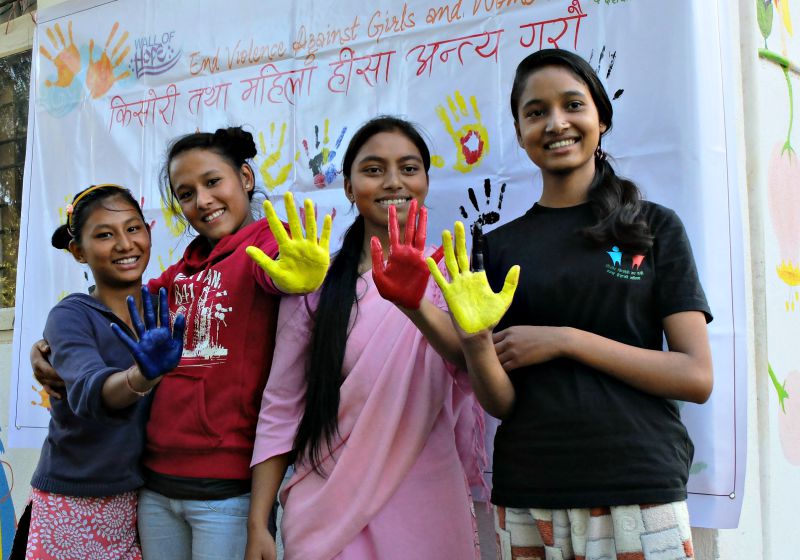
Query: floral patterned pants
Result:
<box><xmin>25</xmin><ymin>488</ymin><xmax>141</xmax><ymax>560</ymax></box>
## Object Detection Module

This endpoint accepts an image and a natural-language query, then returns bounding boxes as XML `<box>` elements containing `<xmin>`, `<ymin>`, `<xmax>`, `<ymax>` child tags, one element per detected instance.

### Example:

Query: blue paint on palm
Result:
<box><xmin>111</xmin><ymin>287</ymin><xmax>185</xmax><ymax>380</ymax></box>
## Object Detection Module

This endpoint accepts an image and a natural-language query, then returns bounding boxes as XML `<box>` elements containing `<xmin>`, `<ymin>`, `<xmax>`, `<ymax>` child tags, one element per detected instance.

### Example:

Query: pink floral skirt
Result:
<box><xmin>25</xmin><ymin>488</ymin><xmax>141</xmax><ymax>560</ymax></box>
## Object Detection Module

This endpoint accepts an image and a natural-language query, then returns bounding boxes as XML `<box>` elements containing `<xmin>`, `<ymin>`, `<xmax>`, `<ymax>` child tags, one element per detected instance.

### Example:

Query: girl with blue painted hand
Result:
<box><xmin>29</xmin><ymin>127</ymin><xmax>331</xmax><ymax>560</ymax></box>
<box><xmin>24</xmin><ymin>184</ymin><xmax>183</xmax><ymax>560</ymax></box>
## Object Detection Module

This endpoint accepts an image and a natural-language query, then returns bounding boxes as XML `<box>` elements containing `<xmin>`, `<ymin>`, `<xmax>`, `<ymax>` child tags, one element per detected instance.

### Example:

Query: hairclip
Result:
<box><xmin>67</xmin><ymin>183</ymin><xmax>127</xmax><ymax>234</ymax></box>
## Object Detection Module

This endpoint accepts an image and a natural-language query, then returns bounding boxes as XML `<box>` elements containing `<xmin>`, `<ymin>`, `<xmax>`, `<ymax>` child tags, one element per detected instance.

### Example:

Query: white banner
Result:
<box><xmin>9</xmin><ymin>0</ymin><xmax>746</xmax><ymax>528</ymax></box>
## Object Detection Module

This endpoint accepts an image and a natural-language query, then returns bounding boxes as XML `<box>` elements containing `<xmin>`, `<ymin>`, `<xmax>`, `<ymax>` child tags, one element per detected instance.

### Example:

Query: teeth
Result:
<box><xmin>115</xmin><ymin>257</ymin><xmax>138</xmax><ymax>265</ymax></box>
<box><xmin>547</xmin><ymin>139</ymin><xmax>577</xmax><ymax>149</ymax></box>
<box><xmin>378</xmin><ymin>198</ymin><xmax>409</xmax><ymax>207</ymax></box>
<box><xmin>203</xmin><ymin>209</ymin><xmax>225</xmax><ymax>222</ymax></box>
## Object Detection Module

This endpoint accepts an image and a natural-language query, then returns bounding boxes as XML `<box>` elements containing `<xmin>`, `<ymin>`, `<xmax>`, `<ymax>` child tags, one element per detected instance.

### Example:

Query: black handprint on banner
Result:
<box><xmin>589</xmin><ymin>46</ymin><xmax>624</xmax><ymax>100</ymax></box>
<box><xmin>459</xmin><ymin>178</ymin><xmax>506</xmax><ymax>236</ymax></box>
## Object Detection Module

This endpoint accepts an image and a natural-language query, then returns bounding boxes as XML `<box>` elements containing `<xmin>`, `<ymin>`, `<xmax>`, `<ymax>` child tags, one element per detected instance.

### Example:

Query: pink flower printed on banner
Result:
<box><xmin>767</xmin><ymin>144</ymin><xmax>800</xmax><ymax>308</ymax></box>
<box><xmin>778</xmin><ymin>370</ymin><xmax>800</xmax><ymax>465</ymax></box>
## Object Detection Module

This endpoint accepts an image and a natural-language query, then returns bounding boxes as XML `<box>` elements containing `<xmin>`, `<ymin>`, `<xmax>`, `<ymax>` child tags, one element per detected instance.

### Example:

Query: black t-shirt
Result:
<box><xmin>484</xmin><ymin>201</ymin><xmax>712</xmax><ymax>509</ymax></box>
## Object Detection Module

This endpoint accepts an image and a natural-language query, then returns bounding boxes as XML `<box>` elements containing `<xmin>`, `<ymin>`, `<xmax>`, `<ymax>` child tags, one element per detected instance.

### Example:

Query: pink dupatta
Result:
<box><xmin>252</xmin><ymin>264</ymin><xmax>485</xmax><ymax>560</ymax></box>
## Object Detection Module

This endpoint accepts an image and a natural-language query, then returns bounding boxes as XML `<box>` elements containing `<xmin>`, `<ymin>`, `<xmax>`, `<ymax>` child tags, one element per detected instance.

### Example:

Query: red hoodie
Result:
<box><xmin>145</xmin><ymin>219</ymin><xmax>281</xmax><ymax>479</ymax></box>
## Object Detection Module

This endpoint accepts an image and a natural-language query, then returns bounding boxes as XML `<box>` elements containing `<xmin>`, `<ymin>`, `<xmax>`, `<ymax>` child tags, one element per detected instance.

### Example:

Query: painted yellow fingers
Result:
<box><xmin>428</xmin><ymin>220</ymin><xmax>520</xmax><ymax>334</ymax></box>
<box><xmin>248</xmin><ymin>191</ymin><xmax>332</xmax><ymax>294</ymax></box>
<box><xmin>454</xmin><ymin>221</ymin><xmax>470</xmax><ymax>274</ymax></box>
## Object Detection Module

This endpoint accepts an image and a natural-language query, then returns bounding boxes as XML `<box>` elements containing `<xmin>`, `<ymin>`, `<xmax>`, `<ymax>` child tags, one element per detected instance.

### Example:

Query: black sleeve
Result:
<box><xmin>651</xmin><ymin>207</ymin><xmax>713</xmax><ymax>323</ymax></box>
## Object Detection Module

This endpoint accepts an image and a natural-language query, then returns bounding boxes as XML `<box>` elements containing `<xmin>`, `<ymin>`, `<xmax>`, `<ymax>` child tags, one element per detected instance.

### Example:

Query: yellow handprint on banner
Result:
<box><xmin>86</xmin><ymin>22</ymin><xmax>131</xmax><ymax>99</ymax></box>
<box><xmin>160</xmin><ymin>198</ymin><xmax>187</xmax><ymax>238</ymax></box>
<box><xmin>432</xmin><ymin>91</ymin><xmax>490</xmax><ymax>174</ymax></box>
<box><xmin>57</xmin><ymin>195</ymin><xmax>72</xmax><ymax>226</ymax></box>
<box><xmin>158</xmin><ymin>248</ymin><xmax>176</xmax><ymax>273</ymax></box>
<box><xmin>40</xmin><ymin>22</ymin><xmax>81</xmax><ymax>88</ymax></box>
<box><xmin>257</xmin><ymin>122</ymin><xmax>297</xmax><ymax>191</ymax></box>
<box><xmin>775</xmin><ymin>0</ymin><xmax>792</xmax><ymax>35</ymax></box>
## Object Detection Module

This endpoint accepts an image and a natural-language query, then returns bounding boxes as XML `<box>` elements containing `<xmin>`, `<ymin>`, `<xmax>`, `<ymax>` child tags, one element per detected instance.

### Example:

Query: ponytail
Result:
<box><xmin>293</xmin><ymin>115</ymin><xmax>430</xmax><ymax>475</ymax></box>
<box><xmin>581</xmin><ymin>155</ymin><xmax>653</xmax><ymax>253</ymax></box>
<box><xmin>293</xmin><ymin>215</ymin><xmax>365</xmax><ymax>474</ymax></box>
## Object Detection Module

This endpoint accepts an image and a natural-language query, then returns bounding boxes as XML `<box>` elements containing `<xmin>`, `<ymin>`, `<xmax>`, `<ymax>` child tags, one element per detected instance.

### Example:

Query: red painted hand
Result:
<box><xmin>371</xmin><ymin>200</ymin><xmax>432</xmax><ymax>310</ymax></box>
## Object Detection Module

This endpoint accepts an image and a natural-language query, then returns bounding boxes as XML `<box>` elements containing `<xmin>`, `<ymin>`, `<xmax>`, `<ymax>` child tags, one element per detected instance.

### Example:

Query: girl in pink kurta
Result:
<box><xmin>246</xmin><ymin>117</ymin><xmax>485</xmax><ymax>560</ymax></box>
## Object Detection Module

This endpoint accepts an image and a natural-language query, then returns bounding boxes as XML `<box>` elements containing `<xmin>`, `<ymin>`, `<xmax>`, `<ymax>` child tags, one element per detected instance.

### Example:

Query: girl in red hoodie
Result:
<box><xmin>137</xmin><ymin>126</ymin><xmax>329</xmax><ymax>560</ymax></box>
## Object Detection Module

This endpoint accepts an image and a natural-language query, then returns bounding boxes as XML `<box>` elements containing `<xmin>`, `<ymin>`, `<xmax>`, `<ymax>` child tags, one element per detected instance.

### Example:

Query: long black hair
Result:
<box><xmin>293</xmin><ymin>116</ymin><xmax>431</xmax><ymax>474</ymax></box>
<box><xmin>160</xmin><ymin>126</ymin><xmax>257</xmax><ymax>226</ymax></box>
<box><xmin>510</xmin><ymin>49</ymin><xmax>653</xmax><ymax>252</ymax></box>
<box><xmin>52</xmin><ymin>184</ymin><xmax>145</xmax><ymax>250</ymax></box>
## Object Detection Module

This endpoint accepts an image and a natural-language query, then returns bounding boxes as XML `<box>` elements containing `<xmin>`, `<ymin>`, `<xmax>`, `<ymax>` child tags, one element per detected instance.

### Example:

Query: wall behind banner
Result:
<box><xmin>0</xmin><ymin>0</ymin><xmax>759</xmax><ymax>554</ymax></box>
<box><xmin>731</xmin><ymin>0</ymin><xmax>800</xmax><ymax>558</ymax></box>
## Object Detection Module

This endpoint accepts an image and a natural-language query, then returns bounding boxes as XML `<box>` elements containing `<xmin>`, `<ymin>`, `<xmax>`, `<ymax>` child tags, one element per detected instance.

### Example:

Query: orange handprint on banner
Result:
<box><xmin>40</xmin><ymin>21</ymin><xmax>81</xmax><ymax>88</ymax></box>
<box><xmin>31</xmin><ymin>384</ymin><xmax>51</xmax><ymax>410</ymax></box>
<box><xmin>86</xmin><ymin>22</ymin><xmax>131</xmax><ymax>99</ymax></box>
<box><xmin>432</xmin><ymin>91</ymin><xmax>489</xmax><ymax>174</ymax></box>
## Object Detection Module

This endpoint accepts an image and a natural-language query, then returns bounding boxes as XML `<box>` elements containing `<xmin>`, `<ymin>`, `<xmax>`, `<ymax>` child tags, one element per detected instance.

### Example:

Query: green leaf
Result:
<box><xmin>758</xmin><ymin>0</ymin><xmax>774</xmax><ymax>41</ymax></box>
<box><xmin>768</xmin><ymin>362</ymin><xmax>790</xmax><ymax>414</ymax></box>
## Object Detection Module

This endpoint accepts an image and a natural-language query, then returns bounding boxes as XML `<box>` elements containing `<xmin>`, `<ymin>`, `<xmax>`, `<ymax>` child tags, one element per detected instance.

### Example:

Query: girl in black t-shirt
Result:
<box><xmin>429</xmin><ymin>49</ymin><xmax>713</xmax><ymax>559</ymax></box>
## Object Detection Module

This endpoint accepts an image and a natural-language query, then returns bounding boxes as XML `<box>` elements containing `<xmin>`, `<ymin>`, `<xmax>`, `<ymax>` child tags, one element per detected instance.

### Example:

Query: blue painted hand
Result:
<box><xmin>111</xmin><ymin>287</ymin><xmax>185</xmax><ymax>380</ymax></box>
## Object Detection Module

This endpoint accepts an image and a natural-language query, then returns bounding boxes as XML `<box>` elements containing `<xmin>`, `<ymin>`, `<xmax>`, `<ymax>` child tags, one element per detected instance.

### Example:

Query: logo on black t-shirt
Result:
<box><xmin>605</xmin><ymin>246</ymin><xmax>646</xmax><ymax>281</ymax></box>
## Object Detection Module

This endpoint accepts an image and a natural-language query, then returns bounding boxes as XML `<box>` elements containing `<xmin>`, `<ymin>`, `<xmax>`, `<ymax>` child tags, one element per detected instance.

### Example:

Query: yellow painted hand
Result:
<box><xmin>86</xmin><ymin>22</ymin><xmax>131</xmax><ymax>99</ymax></box>
<box><xmin>426</xmin><ymin>221</ymin><xmax>519</xmax><ymax>334</ymax></box>
<box><xmin>246</xmin><ymin>192</ymin><xmax>332</xmax><ymax>294</ymax></box>
<box><xmin>40</xmin><ymin>22</ymin><xmax>81</xmax><ymax>88</ymax></box>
